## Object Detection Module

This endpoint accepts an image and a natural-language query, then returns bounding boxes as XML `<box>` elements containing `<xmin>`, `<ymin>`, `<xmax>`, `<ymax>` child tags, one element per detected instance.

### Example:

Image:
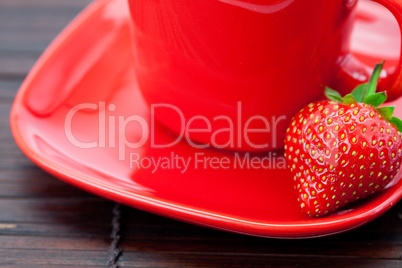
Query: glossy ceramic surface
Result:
<box><xmin>128</xmin><ymin>0</ymin><xmax>402</xmax><ymax>151</ymax></box>
<box><xmin>10</xmin><ymin>0</ymin><xmax>402</xmax><ymax>238</ymax></box>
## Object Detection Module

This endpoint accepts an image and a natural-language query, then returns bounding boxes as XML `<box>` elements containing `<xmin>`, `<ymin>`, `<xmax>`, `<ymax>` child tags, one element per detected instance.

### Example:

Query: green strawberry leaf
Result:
<box><xmin>377</xmin><ymin>106</ymin><xmax>394</xmax><ymax>121</ymax></box>
<box><xmin>389</xmin><ymin>117</ymin><xmax>402</xmax><ymax>132</ymax></box>
<box><xmin>343</xmin><ymin>94</ymin><xmax>356</xmax><ymax>105</ymax></box>
<box><xmin>350</xmin><ymin>61</ymin><xmax>383</xmax><ymax>102</ymax></box>
<box><xmin>363</xmin><ymin>92</ymin><xmax>387</xmax><ymax>107</ymax></box>
<box><xmin>323</xmin><ymin>61</ymin><xmax>402</xmax><ymax>131</ymax></box>
<box><xmin>351</xmin><ymin>83</ymin><xmax>368</xmax><ymax>103</ymax></box>
<box><xmin>324</xmin><ymin>87</ymin><xmax>343</xmax><ymax>102</ymax></box>
<box><xmin>366</xmin><ymin>61</ymin><xmax>384</xmax><ymax>97</ymax></box>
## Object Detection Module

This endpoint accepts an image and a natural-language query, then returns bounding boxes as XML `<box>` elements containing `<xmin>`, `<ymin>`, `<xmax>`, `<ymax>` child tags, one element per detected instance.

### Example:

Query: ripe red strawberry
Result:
<box><xmin>284</xmin><ymin>62</ymin><xmax>402</xmax><ymax>217</ymax></box>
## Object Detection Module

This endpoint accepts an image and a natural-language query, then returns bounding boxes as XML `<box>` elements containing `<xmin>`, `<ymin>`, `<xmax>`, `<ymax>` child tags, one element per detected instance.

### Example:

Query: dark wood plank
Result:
<box><xmin>0</xmin><ymin>30</ymin><xmax>71</xmax><ymax>54</ymax></box>
<box><xmin>0</xmin><ymin>167</ymin><xmax>69</xmax><ymax>183</ymax></box>
<box><xmin>0</xmin><ymin>54</ymin><xmax>38</xmax><ymax>76</ymax></box>
<box><xmin>0</xmin><ymin>236</ymin><xmax>109</xmax><ymax>251</ymax></box>
<box><xmin>0</xmin><ymin>158</ymin><xmax>39</xmax><ymax>169</ymax></box>
<box><xmin>118</xmin><ymin>253</ymin><xmax>402</xmax><ymax>268</ymax></box>
<box><xmin>2</xmin><ymin>266</ymin><xmax>103</xmax><ymax>268</ymax></box>
<box><xmin>0</xmin><ymin>0</ymin><xmax>93</xmax><ymax>8</ymax></box>
<box><xmin>0</xmin><ymin>198</ymin><xmax>113</xmax><ymax>222</ymax></box>
<box><xmin>119</xmin><ymin>238</ymin><xmax>402</xmax><ymax>259</ymax></box>
<box><xmin>0</xmin><ymin>249</ymin><xmax>108</xmax><ymax>266</ymax></box>
<box><xmin>2</xmin><ymin>266</ymin><xmax>102</xmax><ymax>268</ymax></box>
<box><xmin>0</xmin><ymin>164</ymin><xmax>96</xmax><ymax>197</ymax></box>
<box><xmin>0</xmin><ymin>183</ymin><xmax>98</xmax><ymax>198</ymax></box>
<box><xmin>0</xmin><ymin>222</ymin><xmax>110</xmax><ymax>238</ymax></box>
<box><xmin>0</xmin><ymin>0</ymin><xmax>116</xmax><ymax>267</ymax></box>
<box><xmin>0</xmin><ymin>1</ymin><xmax>93</xmax><ymax>68</ymax></box>
<box><xmin>0</xmin><ymin>80</ymin><xmax>21</xmax><ymax>101</ymax></box>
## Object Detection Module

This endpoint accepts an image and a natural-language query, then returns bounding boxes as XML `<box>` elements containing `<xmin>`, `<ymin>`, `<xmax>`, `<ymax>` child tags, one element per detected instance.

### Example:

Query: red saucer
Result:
<box><xmin>10</xmin><ymin>0</ymin><xmax>402</xmax><ymax>238</ymax></box>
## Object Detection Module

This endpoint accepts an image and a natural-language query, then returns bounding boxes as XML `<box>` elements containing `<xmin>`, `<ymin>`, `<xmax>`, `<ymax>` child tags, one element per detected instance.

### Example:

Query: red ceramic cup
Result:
<box><xmin>128</xmin><ymin>0</ymin><xmax>402</xmax><ymax>151</ymax></box>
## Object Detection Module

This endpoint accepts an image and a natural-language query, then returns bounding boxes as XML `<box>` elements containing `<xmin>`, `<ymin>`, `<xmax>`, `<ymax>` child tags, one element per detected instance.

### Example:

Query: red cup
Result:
<box><xmin>128</xmin><ymin>0</ymin><xmax>402</xmax><ymax>151</ymax></box>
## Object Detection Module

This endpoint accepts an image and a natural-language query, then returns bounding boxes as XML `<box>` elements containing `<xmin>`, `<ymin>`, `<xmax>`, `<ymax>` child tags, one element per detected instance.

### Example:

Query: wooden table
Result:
<box><xmin>1</xmin><ymin>0</ymin><xmax>402</xmax><ymax>267</ymax></box>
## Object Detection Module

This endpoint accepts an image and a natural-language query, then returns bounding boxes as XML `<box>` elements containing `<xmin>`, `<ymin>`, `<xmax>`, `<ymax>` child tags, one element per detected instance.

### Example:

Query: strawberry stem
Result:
<box><xmin>366</xmin><ymin>61</ymin><xmax>384</xmax><ymax>96</ymax></box>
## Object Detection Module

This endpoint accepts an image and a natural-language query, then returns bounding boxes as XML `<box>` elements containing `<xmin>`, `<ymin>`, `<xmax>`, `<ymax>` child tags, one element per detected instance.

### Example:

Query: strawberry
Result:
<box><xmin>284</xmin><ymin>62</ymin><xmax>402</xmax><ymax>217</ymax></box>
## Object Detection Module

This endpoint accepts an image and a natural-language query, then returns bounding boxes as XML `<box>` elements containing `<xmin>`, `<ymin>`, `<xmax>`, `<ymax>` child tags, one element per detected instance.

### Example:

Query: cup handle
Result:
<box><xmin>333</xmin><ymin>0</ymin><xmax>402</xmax><ymax>101</ymax></box>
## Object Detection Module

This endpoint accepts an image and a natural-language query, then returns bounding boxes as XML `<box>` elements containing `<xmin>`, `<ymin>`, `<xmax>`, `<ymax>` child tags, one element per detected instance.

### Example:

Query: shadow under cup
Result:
<box><xmin>128</xmin><ymin>0</ymin><xmax>357</xmax><ymax>151</ymax></box>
